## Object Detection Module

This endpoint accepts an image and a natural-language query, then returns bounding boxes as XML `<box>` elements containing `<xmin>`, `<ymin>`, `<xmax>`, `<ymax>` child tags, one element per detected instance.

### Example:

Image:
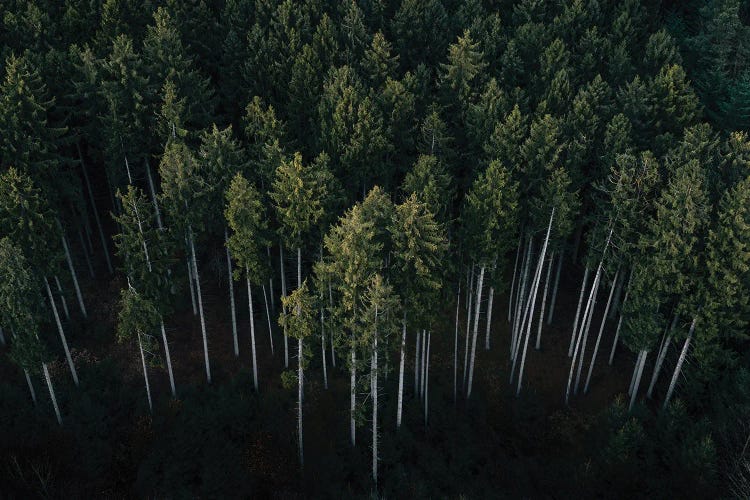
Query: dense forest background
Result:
<box><xmin>1</xmin><ymin>0</ymin><xmax>750</xmax><ymax>497</ymax></box>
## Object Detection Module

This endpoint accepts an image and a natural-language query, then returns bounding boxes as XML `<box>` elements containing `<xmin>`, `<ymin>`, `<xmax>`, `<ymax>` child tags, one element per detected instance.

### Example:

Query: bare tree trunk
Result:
<box><xmin>280</xmin><ymin>245</ymin><xmax>289</xmax><ymax>368</ymax></box>
<box><xmin>321</xmin><ymin>306</ymin><xmax>328</xmax><ymax>390</ymax></box>
<box><xmin>61</xmin><ymin>232</ymin><xmax>87</xmax><ymax>318</ymax></box>
<box><xmin>609</xmin><ymin>270</ymin><xmax>634</xmax><ymax>365</ymax></box>
<box><xmin>78</xmin><ymin>227</ymin><xmax>95</xmax><ymax>279</ymax></box>
<box><xmin>509</xmin><ymin>234</ymin><xmax>523</xmax><ymax>322</ymax></box>
<box><xmin>226</xmin><ymin>229</ymin><xmax>239</xmax><ymax>357</ymax></box>
<box><xmin>44</xmin><ymin>276</ymin><xmax>78</xmax><ymax>386</ymax></box>
<box><xmin>424</xmin><ymin>332</ymin><xmax>431</xmax><ymax>425</ymax></box>
<box><xmin>189</xmin><ymin>228</ymin><xmax>211</xmax><ymax>384</ymax></box>
<box><xmin>463</xmin><ymin>264</ymin><xmax>474</xmax><ymax>385</ymax></box>
<box><xmin>547</xmin><ymin>249</ymin><xmax>563</xmax><ymax>325</ymax></box>
<box><xmin>647</xmin><ymin>314</ymin><xmax>678</xmax><ymax>399</ymax></box>
<box><xmin>415</xmin><ymin>329</ymin><xmax>421</xmax><ymax>396</ymax></box>
<box><xmin>629</xmin><ymin>350</ymin><xmax>648</xmax><ymax>411</ymax></box>
<box><xmin>453</xmin><ymin>284</ymin><xmax>460</xmax><ymax>403</ymax></box>
<box><xmin>77</xmin><ymin>140</ymin><xmax>112</xmax><ymax>274</ymax></box>
<box><xmin>160</xmin><ymin>319</ymin><xmax>176</xmax><ymax>397</ymax></box>
<box><xmin>583</xmin><ymin>266</ymin><xmax>621</xmax><ymax>394</ymax></box>
<box><xmin>608</xmin><ymin>267</ymin><xmax>625</xmax><ymax>320</ymax></box>
<box><xmin>629</xmin><ymin>350</ymin><xmax>644</xmax><ymax>396</ymax></box>
<box><xmin>466</xmin><ymin>265</ymin><xmax>486</xmax><ymax>399</ymax></box>
<box><xmin>421</xmin><ymin>329</ymin><xmax>427</xmax><ymax>399</ymax></box>
<box><xmin>144</xmin><ymin>159</ymin><xmax>163</xmax><ymax>229</ymax></box>
<box><xmin>329</xmin><ymin>282</ymin><xmax>335</xmax><ymax>367</ymax></box>
<box><xmin>485</xmin><ymin>284</ymin><xmax>494</xmax><ymax>350</ymax></box>
<box><xmin>663</xmin><ymin>318</ymin><xmax>696</xmax><ymax>410</ymax></box>
<box><xmin>371</xmin><ymin>313</ymin><xmax>378</xmax><ymax>484</ymax></box>
<box><xmin>298</xmin><ymin>336</ymin><xmax>304</xmax><ymax>466</ymax></box>
<box><xmin>43</xmin><ymin>363</ymin><xmax>62</xmax><ymax>425</ymax></box>
<box><xmin>536</xmin><ymin>251</ymin><xmax>555</xmax><ymax>349</ymax></box>
<box><xmin>262</xmin><ymin>285</ymin><xmax>274</xmax><ymax>355</ymax></box>
<box><xmin>569</xmin><ymin>266</ymin><xmax>591</xmax><ymax>357</ymax></box>
<box><xmin>137</xmin><ymin>333</ymin><xmax>153</xmax><ymax>413</ymax></box>
<box><xmin>397</xmin><ymin>317</ymin><xmax>406</xmax><ymax>428</ymax></box>
<box><xmin>512</xmin><ymin>238</ymin><xmax>533</xmax><ymax>361</ymax></box>
<box><xmin>54</xmin><ymin>276</ymin><xmax>70</xmax><ymax>320</ymax></box>
<box><xmin>186</xmin><ymin>253</ymin><xmax>197</xmax><ymax>315</ymax></box>
<box><xmin>574</xmin><ymin>268</ymin><xmax>603</xmax><ymax>395</ymax></box>
<box><xmin>350</xmin><ymin>348</ymin><xmax>356</xmax><ymax>446</ymax></box>
<box><xmin>267</xmin><ymin>246</ymin><xmax>275</xmax><ymax>312</ymax></box>
<box><xmin>24</xmin><ymin>369</ymin><xmax>37</xmax><ymax>404</ymax></box>
<box><xmin>247</xmin><ymin>273</ymin><xmax>258</xmax><ymax>392</ymax></box>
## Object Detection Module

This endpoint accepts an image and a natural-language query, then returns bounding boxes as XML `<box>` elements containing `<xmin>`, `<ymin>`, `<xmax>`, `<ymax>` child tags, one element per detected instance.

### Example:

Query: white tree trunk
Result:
<box><xmin>77</xmin><ymin>228</ymin><xmax>95</xmax><ymax>279</ymax></box>
<box><xmin>453</xmin><ymin>284</ymin><xmax>460</xmax><ymax>403</ymax></box>
<box><xmin>350</xmin><ymin>348</ymin><xmax>356</xmax><ymax>446</ymax></box>
<box><xmin>144</xmin><ymin>159</ymin><xmax>163</xmax><ymax>230</ymax></box>
<box><xmin>463</xmin><ymin>264</ymin><xmax>474</xmax><ymax>385</ymax></box>
<box><xmin>397</xmin><ymin>318</ymin><xmax>406</xmax><ymax>428</ymax></box>
<box><xmin>485</xmin><ymin>286</ymin><xmax>494</xmax><ymax>350</ymax></box>
<box><xmin>516</xmin><ymin>208</ymin><xmax>555</xmax><ymax>394</ymax></box>
<box><xmin>328</xmin><ymin>282</ymin><xmax>335</xmax><ymax>367</ymax></box>
<box><xmin>421</xmin><ymin>329</ymin><xmax>427</xmax><ymax>399</ymax></box>
<box><xmin>663</xmin><ymin>318</ymin><xmax>696</xmax><ymax>410</ymax></box>
<box><xmin>547</xmin><ymin>250</ymin><xmax>564</xmax><ymax>325</ymax></box>
<box><xmin>628</xmin><ymin>350</ymin><xmax>644</xmax><ymax>396</ymax></box>
<box><xmin>629</xmin><ymin>350</ymin><xmax>648</xmax><ymax>411</ymax></box>
<box><xmin>321</xmin><ymin>306</ymin><xmax>328</xmax><ymax>389</ymax></box>
<box><xmin>297</xmin><ymin>247</ymin><xmax>302</xmax><ymax>289</ymax></box>
<box><xmin>24</xmin><ymin>369</ymin><xmax>37</xmax><ymax>404</ymax></box>
<box><xmin>280</xmin><ymin>245</ymin><xmax>289</xmax><ymax>368</ymax></box>
<box><xmin>512</xmin><ymin>238</ymin><xmax>533</xmax><ymax>361</ymax></box>
<box><xmin>138</xmin><ymin>333</ymin><xmax>153</xmax><ymax>413</ymax></box>
<box><xmin>226</xmin><ymin>229</ymin><xmax>238</xmax><ymax>357</ymax></box>
<box><xmin>509</xmin><ymin>234</ymin><xmax>523</xmax><ymax>322</ymax></box>
<box><xmin>608</xmin><ymin>268</ymin><xmax>625</xmax><ymax>320</ymax></box>
<box><xmin>44</xmin><ymin>276</ymin><xmax>78</xmax><ymax>387</ymax></box>
<box><xmin>267</xmin><ymin>246</ymin><xmax>275</xmax><ymax>312</ymax></box>
<box><xmin>424</xmin><ymin>332</ymin><xmax>431</xmax><ymax>425</ymax></box>
<box><xmin>414</xmin><ymin>330</ymin><xmax>422</xmax><ymax>397</ymax></box>
<box><xmin>189</xmin><ymin>228</ymin><xmax>211</xmax><ymax>384</ymax></box>
<box><xmin>160</xmin><ymin>319</ymin><xmax>176</xmax><ymax>397</ymax></box>
<box><xmin>247</xmin><ymin>273</ymin><xmax>258</xmax><ymax>392</ymax></box>
<box><xmin>61</xmin><ymin>232</ymin><xmax>87</xmax><ymax>318</ymax></box>
<box><xmin>647</xmin><ymin>314</ymin><xmax>678</xmax><ymax>398</ymax></box>
<box><xmin>371</xmin><ymin>309</ymin><xmax>378</xmax><ymax>484</ymax></box>
<box><xmin>569</xmin><ymin>265</ymin><xmax>591</xmax><ymax>357</ymax></box>
<box><xmin>574</xmin><ymin>268</ymin><xmax>603</xmax><ymax>396</ymax></box>
<box><xmin>298</xmin><ymin>336</ymin><xmax>304</xmax><ymax>466</ymax></box>
<box><xmin>466</xmin><ymin>265</ymin><xmax>485</xmax><ymax>399</ymax></box>
<box><xmin>186</xmin><ymin>254</ymin><xmax>197</xmax><ymax>315</ymax></box>
<box><xmin>77</xmin><ymin>141</ymin><xmax>113</xmax><ymax>274</ymax></box>
<box><xmin>262</xmin><ymin>284</ymin><xmax>274</xmax><ymax>355</ymax></box>
<box><xmin>54</xmin><ymin>276</ymin><xmax>70</xmax><ymax>320</ymax></box>
<box><xmin>583</xmin><ymin>267</ymin><xmax>621</xmax><ymax>394</ymax></box>
<box><xmin>609</xmin><ymin>270</ymin><xmax>634</xmax><ymax>365</ymax></box>
<box><xmin>536</xmin><ymin>251</ymin><xmax>555</xmax><ymax>349</ymax></box>
<box><xmin>43</xmin><ymin>363</ymin><xmax>62</xmax><ymax>425</ymax></box>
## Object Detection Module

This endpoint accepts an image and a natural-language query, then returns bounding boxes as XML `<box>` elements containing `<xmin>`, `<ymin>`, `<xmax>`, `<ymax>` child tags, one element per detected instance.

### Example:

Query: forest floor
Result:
<box><xmin>1</xmin><ymin>251</ymin><xmax>645</xmax><ymax>496</ymax></box>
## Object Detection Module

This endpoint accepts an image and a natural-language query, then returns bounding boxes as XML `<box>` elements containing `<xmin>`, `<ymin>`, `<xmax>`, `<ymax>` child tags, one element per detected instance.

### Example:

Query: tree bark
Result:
<box><xmin>663</xmin><ymin>318</ymin><xmax>696</xmax><ymax>410</ymax></box>
<box><xmin>44</xmin><ymin>276</ymin><xmax>78</xmax><ymax>386</ymax></box>
<box><xmin>424</xmin><ymin>332</ymin><xmax>431</xmax><ymax>425</ymax></box>
<box><xmin>583</xmin><ymin>266</ymin><xmax>621</xmax><ymax>394</ymax></box>
<box><xmin>609</xmin><ymin>269</ymin><xmax>634</xmax><ymax>365</ymax></box>
<box><xmin>629</xmin><ymin>350</ymin><xmax>648</xmax><ymax>411</ymax></box>
<box><xmin>262</xmin><ymin>284</ymin><xmax>274</xmax><ymax>355</ymax></box>
<box><xmin>569</xmin><ymin>265</ymin><xmax>591</xmax><ymax>357</ymax></box>
<box><xmin>547</xmin><ymin>249</ymin><xmax>563</xmax><ymax>325</ymax></box>
<box><xmin>77</xmin><ymin>140</ymin><xmax>113</xmax><ymax>274</ymax></box>
<box><xmin>415</xmin><ymin>329</ymin><xmax>421</xmax><ymax>396</ymax></box>
<box><xmin>509</xmin><ymin>234</ymin><xmax>523</xmax><ymax>322</ymax></box>
<box><xmin>397</xmin><ymin>316</ymin><xmax>406</xmax><ymax>428</ymax></box>
<box><xmin>43</xmin><ymin>363</ymin><xmax>62</xmax><ymax>425</ymax></box>
<box><xmin>298</xmin><ymin>336</ymin><xmax>304</xmax><ymax>466</ymax></box>
<box><xmin>350</xmin><ymin>348</ymin><xmax>356</xmax><ymax>446</ymax></box>
<box><xmin>328</xmin><ymin>282</ymin><xmax>335</xmax><ymax>367</ymax></box>
<box><xmin>78</xmin><ymin>227</ymin><xmax>95</xmax><ymax>279</ymax></box>
<box><xmin>512</xmin><ymin>238</ymin><xmax>533</xmax><ymax>361</ymax></box>
<box><xmin>160</xmin><ymin>319</ymin><xmax>176</xmax><ymax>397</ymax></box>
<box><xmin>137</xmin><ymin>332</ymin><xmax>153</xmax><ymax>413</ymax></box>
<box><xmin>466</xmin><ymin>265</ymin><xmax>485</xmax><ymax>399</ymax></box>
<box><xmin>61</xmin><ymin>232</ymin><xmax>87</xmax><ymax>318</ymax></box>
<box><xmin>421</xmin><ymin>329</ymin><xmax>427</xmax><ymax>399</ymax></box>
<box><xmin>247</xmin><ymin>273</ymin><xmax>258</xmax><ymax>392</ymax></box>
<box><xmin>144</xmin><ymin>159</ymin><xmax>163</xmax><ymax>230</ymax></box>
<box><xmin>186</xmin><ymin>253</ymin><xmax>197</xmax><ymax>316</ymax></box>
<box><xmin>267</xmin><ymin>246</ymin><xmax>275</xmax><ymax>312</ymax></box>
<box><xmin>189</xmin><ymin>228</ymin><xmax>211</xmax><ymax>384</ymax></box>
<box><xmin>536</xmin><ymin>250</ymin><xmax>554</xmax><ymax>349</ymax></box>
<box><xmin>453</xmin><ymin>284</ymin><xmax>460</xmax><ymax>403</ymax></box>
<box><xmin>225</xmin><ymin>229</ymin><xmax>239</xmax><ymax>357</ymax></box>
<box><xmin>280</xmin><ymin>245</ymin><xmax>289</xmax><ymax>368</ymax></box>
<box><xmin>608</xmin><ymin>267</ymin><xmax>625</xmax><ymax>320</ymax></box>
<box><xmin>54</xmin><ymin>275</ymin><xmax>70</xmax><ymax>320</ymax></box>
<box><xmin>321</xmin><ymin>306</ymin><xmax>328</xmax><ymax>389</ymax></box>
<box><xmin>371</xmin><ymin>310</ymin><xmax>378</xmax><ymax>484</ymax></box>
<box><xmin>647</xmin><ymin>314</ymin><xmax>678</xmax><ymax>399</ymax></box>
<box><xmin>485</xmin><ymin>285</ymin><xmax>494</xmax><ymax>350</ymax></box>
<box><xmin>463</xmin><ymin>264</ymin><xmax>474</xmax><ymax>386</ymax></box>
<box><xmin>574</xmin><ymin>267</ymin><xmax>602</xmax><ymax>396</ymax></box>
<box><xmin>24</xmin><ymin>367</ymin><xmax>36</xmax><ymax>404</ymax></box>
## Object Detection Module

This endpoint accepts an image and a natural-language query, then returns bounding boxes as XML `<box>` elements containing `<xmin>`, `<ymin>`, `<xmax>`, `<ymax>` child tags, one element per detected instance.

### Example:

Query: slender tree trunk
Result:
<box><xmin>54</xmin><ymin>276</ymin><xmax>70</xmax><ymax>320</ymax></box>
<box><xmin>226</xmin><ymin>229</ymin><xmax>239</xmax><ymax>357</ymax></box>
<box><xmin>44</xmin><ymin>276</ymin><xmax>78</xmax><ymax>386</ymax></box>
<box><xmin>160</xmin><ymin>319</ymin><xmax>176</xmax><ymax>397</ymax></box>
<box><xmin>424</xmin><ymin>332</ymin><xmax>431</xmax><ymax>425</ymax></box>
<box><xmin>397</xmin><ymin>317</ymin><xmax>406</xmax><ymax>428</ymax></box>
<box><xmin>466</xmin><ymin>265</ymin><xmax>486</xmax><ymax>399</ymax></box>
<box><xmin>647</xmin><ymin>315</ymin><xmax>678</xmax><ymax>398</ymax></box>
<box><xmin>77</xmin><ymin>141</ymin><xmax>113</xmax><ymax>274</ymax></box>
<box><xmin>454</xmin><ymin>284</ymin><xmax>460</xmax><ymax>403</ymax></box>
<box><xmin>547</xmin><ymin>249</ymin><xmax>564</xmax><ymax>325</ymax></box>
<box><xmin>24</xmin><ymin>369</ymin><xmax>37</xmax><ymax>404</ymax></box>
<box><xmin>328</xmin><ymin>282</ymin><xmax>335</xmax><ymax>367</ymax></box>
<box><xmin>536</xmin><ymin>251</ymin><xmax>555</xmax><ymax>349</ymax></box>
<box><xmin>267</xmin><ymin>246</ymin><xmax>275</xmax><ymax>313</ymax></box>
<box><xmin>0</xmin><ymin>326</ymin><xmax>4</xmax><ymax>346</ymax></box>
<box><xmin>350</xmin><ymin>347</ymin><xmax>356</xmax><ymax>446</ymax></box>
<box><xmin>509</xmin><ymin>234</ymin><xmax>523</xmax><ymax>322</ymax></box>
<box><xmin>371</xmin><ymin>308</ymin><xmax>378</xmax><ymax>484</ymax></box>
<box><xmin>574</xmin><ymin>266</ymin><xmax>603</xmax><ymax>395</ymax></box>
<box><xmin>137</xmin><ymin>333</ymin><xmax>153</xmax><ymax>413</ymax></box>
<box><xmin>414</xmin><ymin>330</ymin><xmax>422</xmax><ymax>397</ymax></box>
<box><xmin>512</xmin><ymin>238</ymin><xmax>533</xmax><ymax>361</ymax></box>
<box><xmin>321</xmin><ymin>306</ymin><xmax>328</xmax><ymax>389</ymax></box>
<box><xmin>608</xmin><ymin>267</ymin><xmax>626</xmax><ymax>320</ymax></box>
<box><xmin>297</xmin><ymin>247</ymin><xmax>302</xmax><ymax>289</ymax></box>
<box><xmin>144</xmin><ymin>159</ymin><xmax>163</xmax><ymax>230</ymax></box>
<box><xmin>42</xmin><ymin>363</ymin><xmax>62</xmax><ymax>425</ymax></box>
<box><xmin>485</xmin><ymin>285</ymin><xmax>495</xmax><ymax>350</ymax></box>
<box><xmin>629</xmin><ymin>350</ymin><xmax>644</xmax><ymax>396</ymax></box>
<box><xmin>78</xmin><ymin>227</ymin><xmax>95</xmax><ymax>279</ymax></box>
<box><xmin>629</xmin><ymin>350</ymin><xmax>648</xmax><ymax>411</ymax></box>
<box><xmin>247</xmin><ymin>272</ymin><xmax>258</xmax><ymax>392</ymax></box>
<box><xmin>262</xmin><ymin>284</ymin><xmax>274</xmax><ymax>354</ymax></box>
<box><xmin>517</xmin><ymin>209</ymin><xmax>555</xmax><ymax>394</ymax></box>
<box><xmin>511</xmin><ymin>240</ymin><xmax>544</xmax><ymax>381</ymax></box>
<box><xmin>583</xmin><ymin>267</ymin><xmax>621</xmax><ymax>394</ymax></box>
<box><xmin>186</xmin><ymin>253</ymin><xmax>197</xmax><ymax>315</ymax></box>
<box><xmin>189</xmin><ymin>228</ymin><xmax>211</xmax><ymax>384</ymax></box>
<box><xmin>569</xmin><ymin>266</ymin><xmax>591</xmax><ymax>356</ymax></box>
<box><xmin>463</xmin><ymin>264</ymin><xmax>474</xmax><ymax>385</ymax></box>
<box><xmin>298</xmin><ymin>335</ymin><xmax>304</xmax><ymax>466</ymax></box>
<box><xmin>609</xmin><ymin>270</ymin><xmax>634</xmax><ymax>365</ymax></box>
<box><xmin>280</xmin><ymin>245</ymin><xmax>289</xmax><ymax>368</ymax></box>
<box><xmin>663</xmin><ymin>318</ymin><xmax>696</xmax><ymax>410</ymax></box>
<box><xmin>61</xmin><ymin>232</ymin><xmax>87</xmax><ymax>318</ymax></box>
<box><xmin>421</xmin><ymin>329</ymin><xmax>427</xmax><ymax>399</ymax></box>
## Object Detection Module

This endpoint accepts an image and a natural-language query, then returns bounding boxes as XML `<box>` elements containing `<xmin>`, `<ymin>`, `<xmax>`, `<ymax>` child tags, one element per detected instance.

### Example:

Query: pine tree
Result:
<box><xmin>401</xmin><ymin>154</ymin><xmax>453</xmax><ymax>223</ymax></box>
<box><xmin>440</xmin><ymin>30</ymin><xmax>487</xmax><ymax>115</ymax></box>
<box><xmin>362</xmin><ymin>31</ymin><xmax>399</xmax><ymax>89</ymax></box>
